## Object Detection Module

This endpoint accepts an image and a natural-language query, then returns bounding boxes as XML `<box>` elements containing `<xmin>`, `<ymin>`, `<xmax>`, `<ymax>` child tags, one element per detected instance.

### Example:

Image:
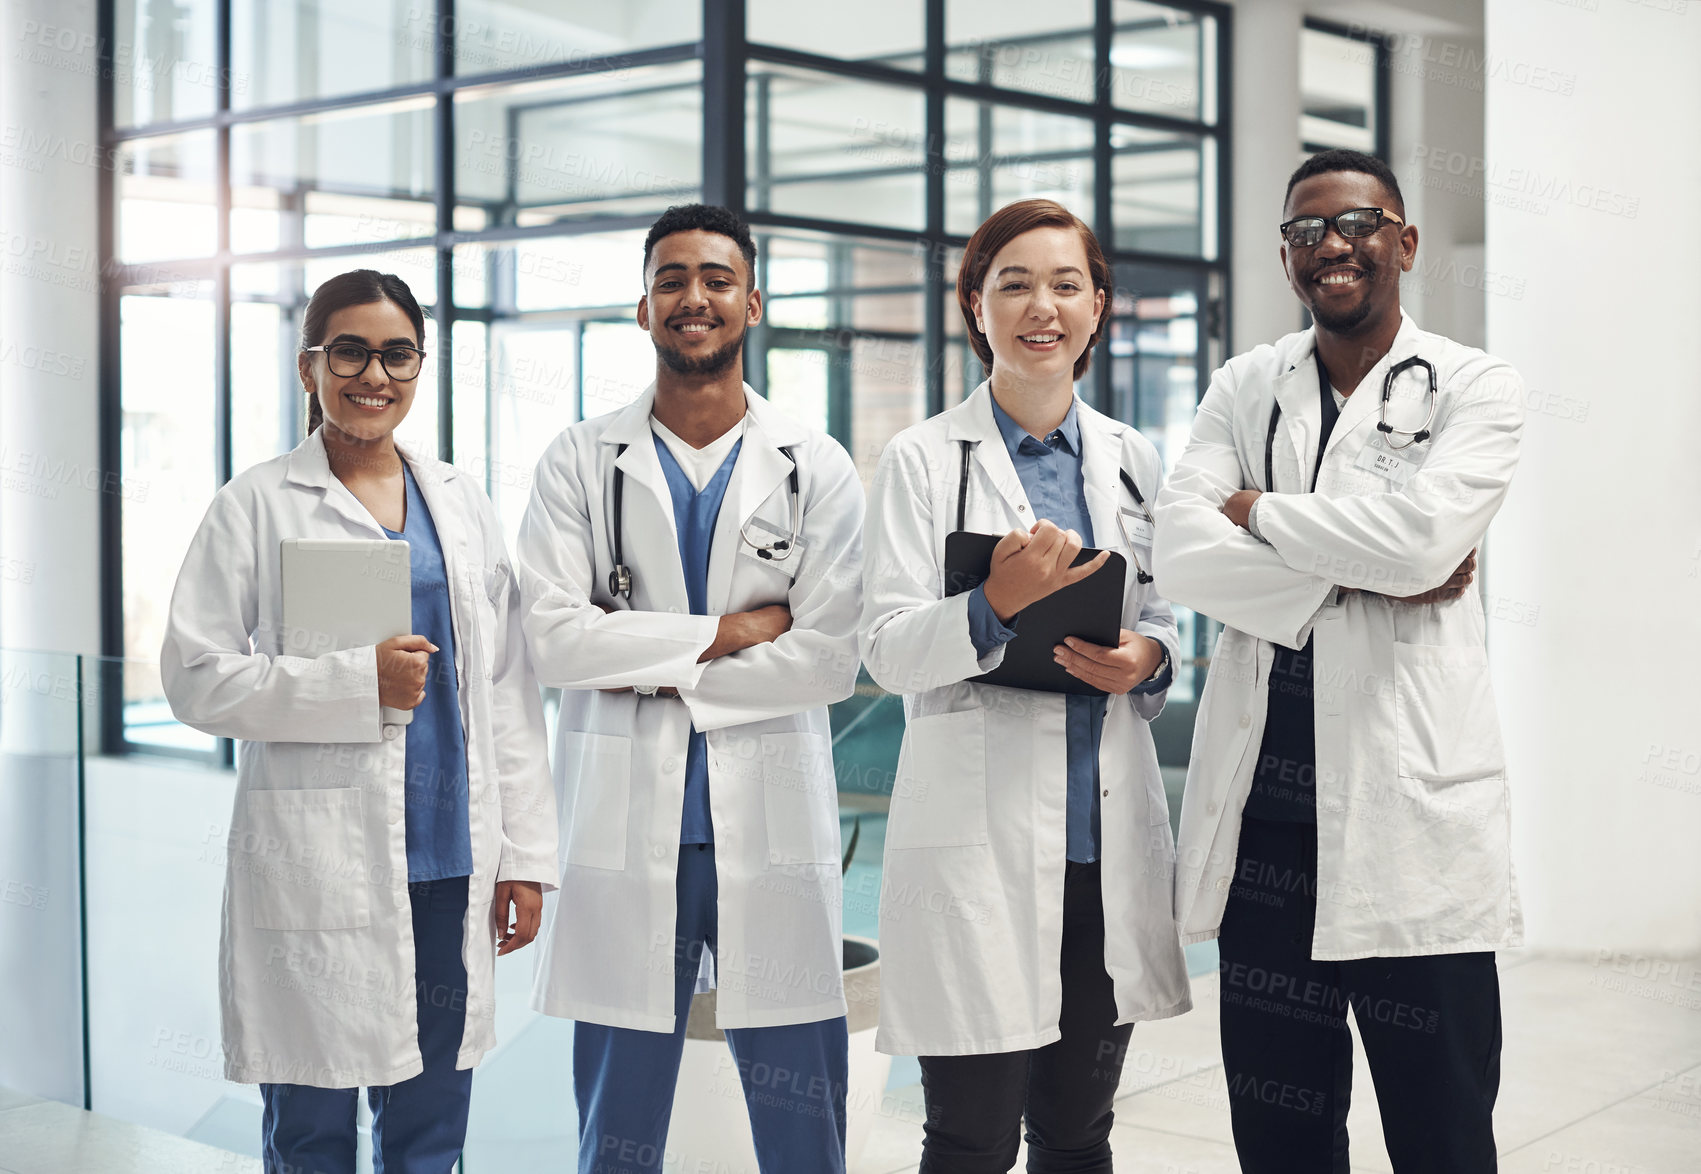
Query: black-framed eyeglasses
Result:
<box><xmin>303</xmin><ymin>342</ymin><xmax>427</xmax><ymax>380</ymax></box>
<box><xmin>1279</xmin><ymin>207</ymin><xmax>1406</xmax><ymax>248</ymax></box>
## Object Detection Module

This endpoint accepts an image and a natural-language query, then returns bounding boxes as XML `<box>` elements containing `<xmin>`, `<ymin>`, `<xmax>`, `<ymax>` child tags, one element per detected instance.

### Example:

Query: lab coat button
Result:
<box><xmin>383</xmin><ymin>725</ymin><xmax>401</xmax><ymax>741</ymax></box>
<box><xmin>668</xmin><ymin>606</ymin><xmax>680</xmax><ymax>614</ymax></box>
<box><xmin>1208</xmin><ymin>800</ymin><xmax>1220</xmax><ymax>815</ymax></box>
<box><xmin>652</xmin><ymin>844</ymin><xmax>668</xmax><ymax>859</ymax></box>
<box><xmin>1238</xmin><ymin>713</ymin><xmax>1251</xmax><ymax>729</ymax></box>
<box><xmin>1101</xmin><ymin>789</ymin><xmax>1109</xmax><ymax>797</ymax></box>
<box><xmin>1017</xmin><ymin>504</ymin><xmax>1027</xmax><ymax>513</ymax></box>
<box><xmin>664</xmin><ymin>758</ymin><xmax>678</xmax><ymax>772</ymax></box>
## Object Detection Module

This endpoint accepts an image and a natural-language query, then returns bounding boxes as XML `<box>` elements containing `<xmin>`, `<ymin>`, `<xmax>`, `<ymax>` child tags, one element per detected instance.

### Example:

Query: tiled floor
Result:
<box><xmin>5</xmin><ymin>952</ymin><xmax>1696</xmax><ymax>1173</ymax></box>
<box><xmin>852</xmin><ymin>951</ymin><xmax>1701</xmax><ymax>1174</ymax></box>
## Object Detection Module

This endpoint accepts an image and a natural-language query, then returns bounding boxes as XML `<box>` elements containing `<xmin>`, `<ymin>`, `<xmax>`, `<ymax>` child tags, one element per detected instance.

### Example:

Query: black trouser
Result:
<box><xmin>917</xmin><ymin>861</ymin><xmax>1133</xmax><ymax>1174</ymax></box>
<box><xmin>1219</xmin><ymin>817</ymin><xmax>1502</xmax><ymax>1173</ymax></box>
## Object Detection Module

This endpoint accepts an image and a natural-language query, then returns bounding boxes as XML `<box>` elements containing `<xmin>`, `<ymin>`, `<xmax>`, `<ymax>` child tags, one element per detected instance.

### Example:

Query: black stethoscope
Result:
<box><xmin>1264</xmin><ymin>352</ymin><xmax>1438</xmax><ymax>491</ymax></box>
<box><xmin>956</xmin><ymin>438</ymin><xmax>1155</xmax><ymax>584</ymax></box>
<box><xmin>607</xmin><ymin>442</ymin><xmax>800</xmax><ymax>601</ymax></box>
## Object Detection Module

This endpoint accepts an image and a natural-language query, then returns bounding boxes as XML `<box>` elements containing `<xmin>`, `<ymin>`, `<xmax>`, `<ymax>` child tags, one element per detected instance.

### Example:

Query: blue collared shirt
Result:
<box><xmin>964</xmin><ymin>394</ymin><xmax>1170</xmax><ymax>862</ymax></box>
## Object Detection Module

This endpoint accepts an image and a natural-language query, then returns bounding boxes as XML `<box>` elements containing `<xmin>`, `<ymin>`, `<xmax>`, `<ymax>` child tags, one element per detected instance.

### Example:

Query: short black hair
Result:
<box><xmin>1284</xmin><ymin>149</ymin><xmax>1405</xmax><ymax>218</ymax></box>
<box><xmin>641</xmin><ymin>203</ymin><xmax>758</xmax><ymax>287</ymax></box>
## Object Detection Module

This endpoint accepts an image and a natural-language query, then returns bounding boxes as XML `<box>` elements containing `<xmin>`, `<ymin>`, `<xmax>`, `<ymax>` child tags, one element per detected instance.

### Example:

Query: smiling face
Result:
<box><xmin>1281</xmin><ymin>170</ymin><xmax>1417</xmax><ymax>336</ymax></box>
<box><xmin>968</xmin><ymin>225</ymin><xmax>1106</xmax><ymax>388</ymax></box>
<box><xmin>637</xmin><ymin>228</ymin><xmax>762</xmax><ymax>378</ymax></box>
<box><xmin>298</xmin><ymin>299</ymin><xmax>420</xmax><ymax>443</ymax></box>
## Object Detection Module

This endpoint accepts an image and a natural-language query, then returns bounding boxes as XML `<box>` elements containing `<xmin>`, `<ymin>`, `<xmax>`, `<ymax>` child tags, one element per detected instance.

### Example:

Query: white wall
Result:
<box><xmin>1228</xmin><ymin>0</ymin><xmax>1305</xmax><ymax>352</ymax></box>
<box><xmin>1227</xmin><ymin>0</ymin><xmax>1491</xmax><ymax>353</ymax></box>
<box><xmin>1484</xmin><ymin>0</ymin><xmax>1701</xmax><ymax>954</ymax></box>
<box><xmin>0</xmin><ymin>0</ymin><xmax>102</xmax><ymax>1107</ymax></box>
<box><xmin>0</xmin><ymin>0</ymin><xmax>103</xmax><ymax>669</ymax></box>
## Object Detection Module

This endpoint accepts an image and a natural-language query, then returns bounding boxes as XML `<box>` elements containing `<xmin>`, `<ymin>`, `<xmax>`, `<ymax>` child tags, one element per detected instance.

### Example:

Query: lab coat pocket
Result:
<box><xmin>759</xmin><ymin>732</ymin><xmax>839</xmax><ymax>866</ymax></box>
<box><xmin>887</xmin><ymin>710</ymin><xmax>988</xmax><ymax>850</ymax></box>
<box><xmin>243</xmin><ymin>788</ymin><xmax>370</xmax><ymax>932</ymax></box>
<box><xmin>559</xmin><ymin>731</ymin><xmax>631</xmax><ymax>870</ymax></box>
<box><xmin>1393</xmin><ymin>643</ymin><xmax>1505</xmax><ymax>784</ymax></box>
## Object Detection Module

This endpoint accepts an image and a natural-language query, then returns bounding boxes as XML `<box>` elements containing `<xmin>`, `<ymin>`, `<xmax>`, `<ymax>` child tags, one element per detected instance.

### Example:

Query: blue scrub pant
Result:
<box><xmin>260</xmin><ymin>875</ymin><xmax>473</xmax><ymax>1174</ymax></box>
<box><xmin>573</xmin><ymin>843</ymin><xmax>849</xmax><ymax>1174</ymax></box>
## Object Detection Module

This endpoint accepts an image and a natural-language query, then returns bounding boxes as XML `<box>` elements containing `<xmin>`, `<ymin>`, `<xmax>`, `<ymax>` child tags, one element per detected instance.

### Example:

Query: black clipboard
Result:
<box><xmin>943</xmin><ymin>531</ymin><xmax>1126</xmax><ymax>696</ymax></box>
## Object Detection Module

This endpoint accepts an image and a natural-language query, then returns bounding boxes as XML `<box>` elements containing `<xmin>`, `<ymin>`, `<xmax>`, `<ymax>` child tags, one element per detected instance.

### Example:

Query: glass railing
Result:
<box><xmin>1</xmin><ymin>651</ymin><xmax>916</xmax><ymax>1173</ymax></box>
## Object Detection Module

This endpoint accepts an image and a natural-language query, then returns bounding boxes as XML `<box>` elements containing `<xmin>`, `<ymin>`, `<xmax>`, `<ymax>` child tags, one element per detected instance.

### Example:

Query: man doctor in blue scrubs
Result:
<box><xmin>517</xmin><ymin>205</ymin><xmax>865</xmax><ymax>1174</ymax></box>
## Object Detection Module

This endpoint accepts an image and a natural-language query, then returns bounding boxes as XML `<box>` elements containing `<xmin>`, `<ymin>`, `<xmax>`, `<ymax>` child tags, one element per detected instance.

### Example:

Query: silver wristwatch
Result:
<box><xmin>1144</xmin><ymin>645</ymin><xmax>1170</xmax><ymax>685</ymax></box>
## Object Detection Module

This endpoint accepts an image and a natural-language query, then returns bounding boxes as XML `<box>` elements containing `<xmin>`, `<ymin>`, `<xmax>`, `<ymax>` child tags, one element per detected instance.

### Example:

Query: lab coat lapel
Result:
<box><xmin>1268</xmin><ymin>333</ymin><xmax>1323</xmax><ymax>495</ymax></box>
<box><xmin>705</xmin><ymin>389</ymin><xmax>801</xmax><ymax>614</ymax></box>
<box><xmin>946</xmin><ymin>382</ymin><xmax>1031</xmax><ymax>532</ymax></box>
<box><xmin>397</xmin><ymin>445</ymin><xmax>477</xmax><ymax>687</ymax></box>
<box><xmin>601</xmin><ymin>386</ymin><xmax>690</xmax><ymax>613</ymax></box>
<box><xmin>282</xmin><ymin>429</ymin><xmax>391</xmax><ymax>538</ymax></box>
<box><xmin>1075</xmin><ymin>402</ymin><xmax>1126</xmax><ymax>554</ymax></box>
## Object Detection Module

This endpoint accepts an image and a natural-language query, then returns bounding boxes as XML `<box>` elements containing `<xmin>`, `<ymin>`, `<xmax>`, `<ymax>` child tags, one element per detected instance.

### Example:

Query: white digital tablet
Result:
<box><xmin>280</xmin><ymin>538</ymin><xmax>413</xmax><ymax>726</ymax></box>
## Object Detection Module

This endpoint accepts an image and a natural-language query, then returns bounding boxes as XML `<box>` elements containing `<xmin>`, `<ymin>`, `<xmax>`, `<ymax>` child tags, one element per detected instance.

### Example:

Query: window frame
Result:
<box><xmin>97</xmin><ymin>0</ymin><xmax>1231</xmax><ymax>759</ymax></box>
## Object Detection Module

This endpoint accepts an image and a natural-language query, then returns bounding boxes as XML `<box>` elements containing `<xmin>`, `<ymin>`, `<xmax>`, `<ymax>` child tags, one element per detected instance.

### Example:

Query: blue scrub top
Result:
<box><xmin>965</xmin><ymin>394</ymin><xmax>1170</xmax><ymax>863</ymax></box>
<box><xmin>382</xmin><ymin>462</ymin><xmax>474</xmax><ymax>882</ymax></box>
<box><xmin>654</xmin><ymin>433</ymin><xmax>742</xmax><ymax>845</ymax></box>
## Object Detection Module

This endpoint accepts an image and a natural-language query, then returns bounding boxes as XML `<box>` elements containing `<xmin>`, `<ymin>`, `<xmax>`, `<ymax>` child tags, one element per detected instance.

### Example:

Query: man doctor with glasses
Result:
<box><xmin>515</xmin><ymin>204</ymin><xmax>864</xmax><ymax>1174</ymax></box>
<box><xmin>1153</xmin><ymin>149</ymin><xmax>1526</xmax><ymax>1171</ymax></box>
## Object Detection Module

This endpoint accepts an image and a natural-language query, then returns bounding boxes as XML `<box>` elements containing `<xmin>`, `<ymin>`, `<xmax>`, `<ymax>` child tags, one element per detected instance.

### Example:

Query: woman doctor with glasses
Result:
<box><xmin>859</xmin><ymin>200</ymin><xmax>1191</xmax><ymax>1173</ymax></box>
<box><xmin>161</xmin><ymin>269</ymin><xmax>556</xmax><ymax>1173</ymax></box>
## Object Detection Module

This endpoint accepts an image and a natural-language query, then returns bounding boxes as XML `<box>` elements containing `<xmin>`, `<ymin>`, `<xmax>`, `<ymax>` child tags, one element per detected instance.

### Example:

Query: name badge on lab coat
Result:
<box><xmin>1353</xmin><ymin>443</ymin><xmax>1418</xmax><ymax>488</ymax></box>
<box><xmin>737</xmin><ymin>515</ymin><xmax>805</xmax><ymax>573</ymax></box>
<box><xmin>1119</xmin><ymin>507</ymin><xmax>1155</xmax><ymax>546</ymax></box>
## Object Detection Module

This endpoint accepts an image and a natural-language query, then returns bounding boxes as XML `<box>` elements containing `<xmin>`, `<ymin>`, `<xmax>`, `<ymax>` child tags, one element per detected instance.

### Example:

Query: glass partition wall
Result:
<box><xmin>104</xmin><ymin>0</ymin><xmax>1229</xmax><ymax>761</ymax></box>
<box><xmin>99</xmin><ymin>3</ymin><xmax>1228</xmax><ymax>1161</ymax></box>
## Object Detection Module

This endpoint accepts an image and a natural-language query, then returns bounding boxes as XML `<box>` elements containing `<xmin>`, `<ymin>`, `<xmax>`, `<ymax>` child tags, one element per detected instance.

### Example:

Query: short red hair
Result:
<box><xmin>957</xmin><ymin>199</ymin><xmax>1111</xmax><ymax>381</ymax></box>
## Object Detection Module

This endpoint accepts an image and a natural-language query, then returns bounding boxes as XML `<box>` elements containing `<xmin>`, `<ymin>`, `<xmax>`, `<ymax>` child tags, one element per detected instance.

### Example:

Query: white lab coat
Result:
<box><xmin>160</xmin><ymin>430</ymin><xmax>557</xmax><ymax>1088</ymax></box>
<box><xmin>860</xmin><ymin>382</ymin><xmax>1192</xmax><ymax>1057</ymax></box>
<box><xmin>518</xmin><ymin>384</ymin><xmax>864</xmax><ymax>1032</ymax></box>
<box><xmin>1153</xmin><ymin>312</ymin><xmax>1525</xmax><ymax>960</ymax></box>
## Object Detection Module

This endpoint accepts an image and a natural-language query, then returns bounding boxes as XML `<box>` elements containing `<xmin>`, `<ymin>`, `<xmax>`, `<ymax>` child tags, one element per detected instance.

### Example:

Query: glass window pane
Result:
<box><xmin>117</xmin><ymin>132</ymin><xmax>217</xmax><ymax>264</ymax></box>
<box><xmin>113</xmin><ymin>0</ymin><xmax>219</xmax><ymax>126</ymax></box>
<box><xmin>748</xmin><ymin>0</ymin><xmax>923</xmax><ymax>70</ymax></box>
<box><xmin>450</xmin><ymin>319</ymin><xmax>489</xmax><ymax>488</ymax></box>
<box><xmin>453</xmin><ymin>0</ymin><xmax>701</xmax><ymax>76</ymax></box>
<box><xmin>1111</xmin><ymin>2</ymin><xmax>1213</xmax><ymax>123</ymax></box>
<box><xmin>484</xmin><ymin>322</ymin><xmax>579</xmax><ymax>547</ymax></box>
<box><xmin>757</xmin><ymin>232</ymin><xmax>928</xmax><ymax>474</ymax></box>
<box><xmin>455</xmin><ymin>234</ymin><xmax>646</xmax><ymax>314</ymax></box>
<box><xmin>1109</xmin><ymin>262</ymin><xmax>1207</xmax><ymax>702</ymax></box>
<box><xmin>231</xmin><ymin>104</ymin><xmax>437</xmax><ymax>255</ymax></box>
<box><xmin>456</xmin><ymin>65</ymin><xmax>702</xmax><ymax>230</ymax></box>
<box><xmin>230</xmin><ymin>298</ymin><xmax>298</xmax><ymax>473</ymax></box>
<box><xmin>946</xmin><ymin>0</ymin><xmax>1096</xmax><ymax>102</ymax></box>
<box><xmin>944</xmin><ymin>102</ymin><xmax>1095</xmax><ymax>237</ymax></box>
<box><xmin>765</xmin><ymin>350</ymin><xmax>830</xmax><ymax>433</ymax></box>
<box><xmin>1301</xmin><ymin>27</ymin><xmax>1377</xmax><ymax>152</ymax></box>
<box><xmin>749</xmin><ymin>65</ymin><xmax>926</xmax><ymax>231</ymax></box>
<box><xmin>1111</xmin><ymin>126</ymin><xmax>1214</xmax><ymax>258</ymax></box>
<box><xmin>120</xmin><ymin>284</ymin><xmax>216</xmax><ymax>754</ymax></box>
<box><xmin>232</xmin><ymin>0</ymin><xmax>433</xmax><ymax>111</ymax></box>
<box><xmin>581</xmin><ymin>321</ymin><xmax>653</xmax><ymax>417</ymax></box>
